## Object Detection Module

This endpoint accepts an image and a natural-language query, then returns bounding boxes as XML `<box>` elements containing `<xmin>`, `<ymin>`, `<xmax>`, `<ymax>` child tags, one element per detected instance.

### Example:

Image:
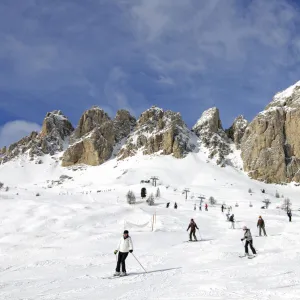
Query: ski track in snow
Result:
<box><xmin>0</xmin><ymin>154</ymin><xmax>300</xmax><ymax>299</ymax></box>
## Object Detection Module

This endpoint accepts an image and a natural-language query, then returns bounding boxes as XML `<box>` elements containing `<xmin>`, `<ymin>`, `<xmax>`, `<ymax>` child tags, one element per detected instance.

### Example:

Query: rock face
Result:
<box><xmin>62</xmin><ymin>107</ymin><xmax>136</xmax><ymax>167</ymax></box>
<box><xmin>226</xmin><ymin>116</ymin><xmax>248</xmax><ymax>149</ymax></box>
<box><xmin>0</xmin><ymin>111</ymin><xmax>74</xmax><ymax>164</ymax></box>
<box><xmin>241</xmin><ymin>81</ymin><xmax>300</xmax><ymax>183</ymax></box>
<box><xmin>114</xmin><ymin>110</ymin><xmax>137</xmax><ymax>143</ymax></box>
<box><xmin>192</xmin><ymin>107</ymin><xmax>231</xmax><ymax>165</ymax></box>
<box><xmin>118</xmin><ymin>106</ymin><xmax>195</xmax><ymax>160</ymax></box>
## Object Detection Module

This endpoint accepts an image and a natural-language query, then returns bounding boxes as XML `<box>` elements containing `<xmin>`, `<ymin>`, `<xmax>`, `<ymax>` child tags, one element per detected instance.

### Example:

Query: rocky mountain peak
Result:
<box><xmin>266</xmin><ymin>81</ymin><xmax>300</xmax><ymax>110</ymax></box>
<box><xmin>114</xmin><ymin>110</ymin><xmax>136</xmax><ymax>143</ymax></box>
<box><xmin>241</xmin><ymin>81</ymin><xmax>300</xmax><ymax>183</ymax></box>
<box><xmin>192</xmin><ymin>107</ymin><xmax>222</xmax><ymax>135</ymax></box>
<box><xmin>41</xmin><ymin>110</ymin><xmax>74</xmax><ymax>139</ymax></box>
<box><xmin>226</xmin><ymin>115</ymin><xmax>248</xmax><ymax>149</ymax></box>
<box><xmin>192</xmin><ymin>107</ymin><xmax>231</xmax><ymax>166</ymax></box>
<box><xmin>62</xmin><ymin>107</ymin><xmax>136</xmax><ymax>167</ymax></box>
<box><xmin>73</xmin><ymin>106</ymin><xmax>111</xmax><ymax>140</ymax></box>
<box><xmin>118</xmin><ymin>107</ymin><xmax>195</xmax><ymax>160</ymax></box>
<box><xmin>0</xmin><ymin>111</ymin><xmax>73</xmax><ymax>164</ymax></box>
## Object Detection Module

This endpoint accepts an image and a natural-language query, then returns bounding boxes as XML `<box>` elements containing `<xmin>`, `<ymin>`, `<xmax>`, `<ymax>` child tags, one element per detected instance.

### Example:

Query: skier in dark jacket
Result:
<box><xmin>257</xmin><ymin>216</ymin><xmax>267</xmax><ymax>236</ymax></box>
<box><xmin>205</xmin><ymin>203</ymin><xmax>208</xmax><ymax>211</ymax></box>
<box><xmin>287</xmin><ymin>209</ymin><xmax>292</xmax><ymax>222</ymax></box>
<box><xmin>166</xmin><ymin>202</ymin><xmax>170</xmax><ymax>208</ymax></box>
<box><xmin>187</xmin><ymin>219</ymin><xmax>199</xmax><ymax>241</ymax></box>
<box><xmin>221</xmin><ymin>204</ymin><xmax>225</xmax><ymax>213</ymax></box>
<box><xmin>229</xmin><ymin>214</ymin><xmax>235</xmax><ymax>229</ymax></box>
<box><xmin>174</xmin><ymin>202</ymin><xmax>178</xmax><ymax>209</ymax></box>
<box><xmin>241</xmin><ymin>226</ymin><xmax>256</xmax><ymax>256</ymax></box>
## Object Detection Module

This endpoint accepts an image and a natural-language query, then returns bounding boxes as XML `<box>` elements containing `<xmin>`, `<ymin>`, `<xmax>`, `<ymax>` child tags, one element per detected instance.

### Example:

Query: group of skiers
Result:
<box><xmin>113</xmin><ymin>203</ymin><xmax>295</xmax><ymax>276</ymax></box>
<box><xmin>166</xmin><ymin>202</ymin><xmax>177</xmax><ymax>209</ymax></box>
<box><xmin>193</xmin><ymin>203</ymin><xmax>208</xmax><ymax>211</ymax></box>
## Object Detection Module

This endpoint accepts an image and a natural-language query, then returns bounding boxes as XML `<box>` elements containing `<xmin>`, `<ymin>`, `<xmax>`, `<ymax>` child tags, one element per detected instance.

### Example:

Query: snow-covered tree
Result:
<box><xmin>126</xmin><ymin>190</ymin><xmax>136</xmax><ymax>204</ymax></box>
<box><xmin>209</xmin><ymin>196</ymin><xmax>217</xmax><ymax>205</ymax></box>
<box><xmin>282</xmin><ymin>198</ymin><xmax>292</xmax><ymax>211</ymax></box>
<box><xmin>147</xmin><ymin>193</ymin><xmax>155</xmax><ymax>206</ymax></box>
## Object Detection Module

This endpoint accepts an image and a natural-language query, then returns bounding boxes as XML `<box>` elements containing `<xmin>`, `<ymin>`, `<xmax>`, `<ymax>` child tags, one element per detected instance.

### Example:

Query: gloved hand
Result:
<box><xmin>129</xmin><ymin>250</ymin><xmax>133</xmax><ymax>253</ymax></box>
<box><xmin>114</xmin><ymin>250</ymin><xmax>118</xmax><ymax>255</ymax></box>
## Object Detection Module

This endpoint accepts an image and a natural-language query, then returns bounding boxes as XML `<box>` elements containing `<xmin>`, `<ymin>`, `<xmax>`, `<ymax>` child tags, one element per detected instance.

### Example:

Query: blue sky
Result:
<box><xmin>1</xmin><ymin>0</ymin><xmax>300</xmax><ymax>147</ymax></box>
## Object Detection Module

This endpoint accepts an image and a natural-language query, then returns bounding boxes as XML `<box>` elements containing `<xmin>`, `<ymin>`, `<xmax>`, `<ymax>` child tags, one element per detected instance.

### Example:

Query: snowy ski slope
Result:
<box><xmin>0</xmin><ymin>152</ymin><xmax>299</xmax><ymax>300</ymax></box>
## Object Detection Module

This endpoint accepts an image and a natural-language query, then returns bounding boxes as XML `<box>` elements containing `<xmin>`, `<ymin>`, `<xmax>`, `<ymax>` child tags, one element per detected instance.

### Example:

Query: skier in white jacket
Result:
<box><xmin>241</xmin><ymin>226</ymin><xmax>257</xmax><ymax>256</ymax></box>
<box><xmin>114</xmin><ymin>230</ymin><xmax>133</xmax><ymax>276</ymax></box>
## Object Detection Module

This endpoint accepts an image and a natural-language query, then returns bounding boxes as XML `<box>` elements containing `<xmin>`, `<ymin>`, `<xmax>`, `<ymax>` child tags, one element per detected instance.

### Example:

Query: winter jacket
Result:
<box><xmin>117</xmin><ymin>236</ymin><xmax>133</xmax><ymax>253</ymax></box>
<box><xmin>257</xmin><ymin>218</ymin><xmax>265</xmax><ymax>227</ymax></box>
<box><xmin>187</xmin><ymin>221</ymin><xmax>199</xmax><ymax>232</ymax></box>
<box><xmin>229</xmin><ymin>215</ymin><xmax>234</xmax><ymax>222</ymax></box>
<box><xmin>243</xmin><ymin>229</ymin><xmax>253</xmax><ymax>241</ymax></box>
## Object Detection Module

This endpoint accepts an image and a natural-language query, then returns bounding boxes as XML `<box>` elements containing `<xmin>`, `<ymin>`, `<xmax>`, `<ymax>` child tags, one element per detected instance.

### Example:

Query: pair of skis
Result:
<box><xmin>239</xmin><ymin>254</ymin><xmax>256</xmax><ymax>259</ymax></box>
<box><xmin>103</xmin><ymin>273</ymin><xmax>129</xmax><ymax>279</ymax></box>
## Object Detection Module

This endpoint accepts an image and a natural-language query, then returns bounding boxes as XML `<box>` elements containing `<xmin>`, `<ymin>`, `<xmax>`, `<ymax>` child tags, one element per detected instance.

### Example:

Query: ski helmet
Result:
<box><xmin>242</xmin><ymin>226</ymin><xmax>247</xmax><ymax>230</ymax></box>
<box><xmin>259</xmin><ymin>216</ymin><xmax>262</xmax><ymax>218</ymax></box>
<box><xmin>191</xmin><ymin>218</ymin><xmax>194</xmax><ymax>221</ymax></box>
<box><xmin>123</xmin><ymin>230</ymin><xmax>129</xmax><ymax>234</ymax></box>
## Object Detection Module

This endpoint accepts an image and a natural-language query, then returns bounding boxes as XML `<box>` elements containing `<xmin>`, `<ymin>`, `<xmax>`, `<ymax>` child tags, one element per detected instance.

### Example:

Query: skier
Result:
<box><xmin>241</xmin><ymin>226</ymin><xmax>256</xmax><ymax>256</ymax></box>
<box><xmin>174</xmin><ymin>202</ymin><xmax>178</xmax><ymax>209</ymax></box>
<box><xmin>221</xmin><ymin>204</ymin><xmax>224</xmax><ymax>213</ymax></box>
<box><xmin>194</xmin><ymin>204</ymin><xmax>196</xmax><ymax>211</ymax></box>
<box><xmin>205</xmin><ymin>203</ymin><xmax>208</xmax><ymax>211</ymax></box>
<box><xmin>114</xmin><ymin>230</ymin><xmax>133</xmax><ymax>276</ymax></box>
<box><xmin>166</xmin><ymin>202</ymin><xmax>170</xmax><ymax>208</ymax></box>
<box><xmin>287</xmin><ymin>209</ymin><xmax>292</xmax><ymax>222</ymax></box>
<box><xmin>257</xmin><ymin>216</ymin><xmax>267</xmax><ymax>236</ymax></box>
<box><xmin>187</xmin><ymin>218</ymin><xmax>199</xmax><ymax>241</ymax></box>
<box><xmin>229</xmin><ymin>214</ymin><xmax>235</xmax><ymax>229</ymax></box>
<box><xmin>226</xmin><ymin>212</ymin><xmax>230</xmax><ymax>221</ymax></box>
<box><xmin>199</xmin><ymin>204</ymin><xmax>202</xmax><ymax>211</ymax></box>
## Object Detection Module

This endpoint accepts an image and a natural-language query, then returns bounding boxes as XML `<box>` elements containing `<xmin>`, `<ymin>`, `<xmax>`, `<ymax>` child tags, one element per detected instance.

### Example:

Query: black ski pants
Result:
<box><xmin>116</xmin><ymin>252</ymin><xmax>129</xmax><ymax>272</ymax></box>
<box><xmin>245</xmin><ymin>240</ymin><xmax>256</xmax><ymax>255</ymax></box>
<box><xmin>288</xmin><ymin>215</ymin><xmax>292</xmax><ymax>222</ymax></box>
<box><xmin>189</xmin><ymin>229</ymin><xmax>197</xmax><ymax>241</ymax></box>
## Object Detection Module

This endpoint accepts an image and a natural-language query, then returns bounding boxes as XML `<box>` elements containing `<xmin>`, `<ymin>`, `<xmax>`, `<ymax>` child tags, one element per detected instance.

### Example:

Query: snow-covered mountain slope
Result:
<box><xmin>0</xmin><ymin>153</ymin><xmax>299</xmax><ymax>299</ymax></box>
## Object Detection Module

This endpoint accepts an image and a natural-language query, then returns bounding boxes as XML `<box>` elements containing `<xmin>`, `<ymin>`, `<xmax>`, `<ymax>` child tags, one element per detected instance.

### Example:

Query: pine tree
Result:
<box><xmin>147</xmin><ymin>193</ymin><xmax>155</xmax><ymax>206</ymax></box>
<box><xmin>141</xmin><ymin>187</ymin><xmax>147</xmax><ymax>199</ymax></box>
<box><xmin>209</xmin><ymin>196</ymin><xmax>217</xmax><ymax>205</ymax></box>
<box><xmin>127</xmin><ymin>190</ymin><xmax>136</xmax><ymax>204</ymax></box>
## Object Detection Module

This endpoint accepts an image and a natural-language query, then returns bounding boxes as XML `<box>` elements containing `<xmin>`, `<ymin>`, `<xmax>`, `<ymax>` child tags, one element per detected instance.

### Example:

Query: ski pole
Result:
<box><xmin>197</xmin><ymin>229</ymin><xmax>202</xmax><ymax>240</ymax></box>
<box><xmin>131</xmin><ymin>253</ymin><xmax>147</xmax><ymax>273</ymax></box>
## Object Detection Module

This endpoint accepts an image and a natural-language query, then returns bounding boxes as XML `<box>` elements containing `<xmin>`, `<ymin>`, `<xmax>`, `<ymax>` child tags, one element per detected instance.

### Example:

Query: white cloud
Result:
<box><xmin>0</xmin><ymin>120</ymin><xmax>41</xmax><ymax>148</ymax></box>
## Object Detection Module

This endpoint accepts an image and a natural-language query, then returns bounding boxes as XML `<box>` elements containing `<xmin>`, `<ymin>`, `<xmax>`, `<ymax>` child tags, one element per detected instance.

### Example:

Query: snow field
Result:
<box><xmin>0</xmin><ymin>153</ymin><xmax>300</xmax><ymax>299</ymax></box>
